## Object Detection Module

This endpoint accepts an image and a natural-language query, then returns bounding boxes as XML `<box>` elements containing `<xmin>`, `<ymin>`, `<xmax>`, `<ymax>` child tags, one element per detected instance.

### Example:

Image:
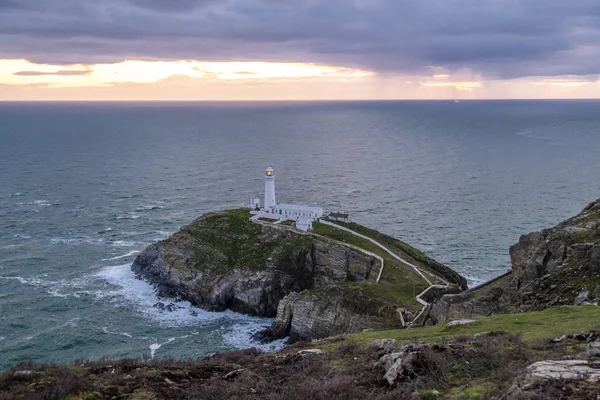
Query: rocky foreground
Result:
<box><xmin>131</xmin><ymin>209</ymin><xmax>465</xmax><ymax>341</ymax></box>
<box><xmin>3</xmin><ymin>306</ymin><xmax>600</xmax><ymax>399</ymax></box>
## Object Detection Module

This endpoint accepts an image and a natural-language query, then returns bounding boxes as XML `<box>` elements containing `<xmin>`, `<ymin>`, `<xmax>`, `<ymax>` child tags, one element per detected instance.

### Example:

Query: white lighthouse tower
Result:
<box><xmin>264</xmin><ymin>166</ymin><xmax>276</xmax><ymax>212</ymax></box>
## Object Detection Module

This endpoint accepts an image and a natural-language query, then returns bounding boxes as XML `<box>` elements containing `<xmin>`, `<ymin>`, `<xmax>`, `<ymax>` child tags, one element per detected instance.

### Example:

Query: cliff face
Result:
<box><xmin>132</xmin><ymin>209</ymin><xmax>464</xmax><ymax>341</ymax></box>
<box><xmin>132</xmin><ymin>210</ymin><xmax>380</xmax><ymax>318</ymax></box>
<box><xmin>429</xmin><ymin>199</ymin><xmax>600</xmax><ymax>323</ymax></box>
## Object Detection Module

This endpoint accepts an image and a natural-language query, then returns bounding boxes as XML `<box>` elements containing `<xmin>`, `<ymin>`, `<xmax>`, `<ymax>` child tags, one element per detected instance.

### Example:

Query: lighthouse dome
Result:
<box><xmin>265</xmin><ymin>167</ymin><xmax>274</xmax><ymax>177</ymax></box>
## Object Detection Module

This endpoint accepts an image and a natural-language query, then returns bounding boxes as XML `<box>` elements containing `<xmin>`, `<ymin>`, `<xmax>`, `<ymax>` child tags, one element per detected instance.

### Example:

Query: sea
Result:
<box><xmin>1</xmin><ymin>100</ymin><xmax>599</xmax><ymax>370</ymax></box>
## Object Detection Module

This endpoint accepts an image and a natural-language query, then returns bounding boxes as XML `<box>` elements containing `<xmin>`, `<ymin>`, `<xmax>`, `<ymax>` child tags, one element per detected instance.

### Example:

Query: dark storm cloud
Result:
<box><xmin>1</xmin><ymin>0</ymin><xmax>599</xmax><ymax>79</ymax></box>
<box><xmin>130</xmin><ymin>0</ymin><xmax>221</xmax><ymax>12</ymax></box>
<box><xmin>14</xmin><ymin>70</ymin><xmax>90</xmax><ymax>76</ymax></box>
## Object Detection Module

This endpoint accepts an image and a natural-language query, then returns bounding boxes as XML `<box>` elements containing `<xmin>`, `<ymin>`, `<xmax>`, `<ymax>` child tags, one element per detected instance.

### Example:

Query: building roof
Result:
<box><xmin>296</xmin><ymin>217</ymin><xmax>312</xmax><ymax>225</ymax></box>
<box><xmin>274</xmin><ymin>203</ymin><xmax>323</xmax><ymax>212</ymax></box>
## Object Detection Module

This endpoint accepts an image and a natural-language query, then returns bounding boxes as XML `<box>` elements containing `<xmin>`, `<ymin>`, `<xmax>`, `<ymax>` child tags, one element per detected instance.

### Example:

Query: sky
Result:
<box><xmin>1</xmin><ymin>0</ymin><xmax>599</xmax><ymax>100</ymax></box>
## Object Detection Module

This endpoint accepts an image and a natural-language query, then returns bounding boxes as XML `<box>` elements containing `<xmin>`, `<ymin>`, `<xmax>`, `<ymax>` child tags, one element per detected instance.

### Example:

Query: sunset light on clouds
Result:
<box><xmin>1</xmin><ymin>0</ymin><xmax>599</xmax><ymax>100</ymax></box>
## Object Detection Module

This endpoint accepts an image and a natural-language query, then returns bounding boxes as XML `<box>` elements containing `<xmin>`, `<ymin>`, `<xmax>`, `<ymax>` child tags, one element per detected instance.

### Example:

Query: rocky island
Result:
<box><xmin>131</xmin><ymin>208</ymin><xmax>467</xmax><ymax>341</ymax></box>
<box><xmin>3</xmin><ymin>199</ymin><xmax>600</xmax><ymax>400</ymax></box>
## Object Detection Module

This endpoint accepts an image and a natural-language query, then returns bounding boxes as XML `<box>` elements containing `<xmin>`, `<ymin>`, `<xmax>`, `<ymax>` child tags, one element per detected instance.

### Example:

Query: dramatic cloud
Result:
<box><xmin>14</xmin><ymin>70</ymin><xmax>90</xmax><ymax>76</ymax></box>
<box><xmin>0</xmin><ymin>0</ymin><xmax>599</xmax><ymax>79</ymax></box>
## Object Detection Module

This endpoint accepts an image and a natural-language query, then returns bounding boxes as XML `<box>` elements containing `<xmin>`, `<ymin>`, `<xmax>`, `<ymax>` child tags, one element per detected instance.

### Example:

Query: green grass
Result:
<box><xmin>312</xmin><ymin>221</ymin><xmax>429</xmax><ymax>310</ymax></box>
<box><xmin>468</xmin><ymin>273</ymin><xmax>512</xmax><ymax>295</ymax></box>
<box><xmin>186</xmin><ymin>209</ymin><xmax>312</xmax><ymax>274</ymax></box>
<box><xmin>321</xmin><ymin>219</ymin><xmax>454</xmax><ymax>285</ymax></box>
<box><xmin>280</xmin><ymin>220</ymin><xmax>295</xmax><ymax>226</ymax></box>
<box><xmin>570</xmin><ymin>229</ymin><xmax>600</xmax><ymax>244</ymax></box>
<box><xmin>574</xmin><ymin>203</ymin><xmax>600</xmax><ymax>228</ymax></box>
<box><xmin>343</xmin><ymin>305</ymin><xmax>600</xmax><ymax>345</ymax></box>
<box><xmin>258</xmin><ymin>217</ymin><xmax>279</xmax><ymax>223</ymax></box>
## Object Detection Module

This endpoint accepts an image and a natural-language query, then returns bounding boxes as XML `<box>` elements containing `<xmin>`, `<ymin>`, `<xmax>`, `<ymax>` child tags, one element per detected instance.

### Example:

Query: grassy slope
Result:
<box><xmin>341</xmin><ymin>305</ymin><xmax>600</xmax><ymax>345</ymax></box>
<box><xmin>172</xmin><ymin>210</ymin><xmax>467</xmax><ymax>317</ymax></box>
<box><xmin>322</xmin><ymin>220</ymin><xmax>451</xmax><ymax>284</ymax></box>
<box><xmin>183</xmin><ymin>209</ymin><xmax>313</xmax><ymax>275</ymax></box>
<box><xmin>181</xmin><ymin>210</ymin><xmax>455</xmax><ymax>312</ymax></box>
<box><xmin>312</xmin><ymin>221</ymin><xmax>429</xmax><ymax>311</ymax></box>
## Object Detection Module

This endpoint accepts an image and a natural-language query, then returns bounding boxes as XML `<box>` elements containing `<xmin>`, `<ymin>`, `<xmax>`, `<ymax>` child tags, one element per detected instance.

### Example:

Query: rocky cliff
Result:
<box><xmin>132</xmin><ymin>210</ymin><xmax>380</xmax><ymax>316</ymax></box>
<box><xmin>429</xmin><ymin>199</ymin><xmax>600</xmax><ymax>324</ymax></box>
<box><xmin>132</xmin><ymin>209</ymin><xmax>464</xmax><ymax>341</ymax></box>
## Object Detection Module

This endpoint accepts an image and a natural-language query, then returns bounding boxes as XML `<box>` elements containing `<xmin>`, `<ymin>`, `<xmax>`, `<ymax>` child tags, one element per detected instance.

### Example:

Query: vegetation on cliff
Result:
<box><xmin>3</xmin><ymin>306</ymin><xmax>600</xmax><ymax>399</ymax></box>
<box><xmin>132</xmin><ymin>209</ymin><xmax>464</xmax><ymax>340</ymax></box>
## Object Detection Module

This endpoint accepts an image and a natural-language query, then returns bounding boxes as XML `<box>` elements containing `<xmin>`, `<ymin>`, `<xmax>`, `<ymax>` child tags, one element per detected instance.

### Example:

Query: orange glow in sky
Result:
<box><xmin>1</xmin><ymin>58</ymin><xmax>599</xmax><ymax>101</ymax></box>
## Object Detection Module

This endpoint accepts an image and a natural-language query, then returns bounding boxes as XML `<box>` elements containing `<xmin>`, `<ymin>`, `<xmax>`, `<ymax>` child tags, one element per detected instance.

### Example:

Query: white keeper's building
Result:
<box><xmin>250</xmin><ymin>166</ymin><xmax>324</xmax><ymax>231</ymax></box>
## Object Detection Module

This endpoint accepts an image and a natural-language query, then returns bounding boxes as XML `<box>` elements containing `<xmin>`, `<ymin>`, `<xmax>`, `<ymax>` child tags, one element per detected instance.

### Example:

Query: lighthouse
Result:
<box><xmin>264</xmin><ymin>166</ymin><xmax>276</xmax><ymax>211</ymax></box>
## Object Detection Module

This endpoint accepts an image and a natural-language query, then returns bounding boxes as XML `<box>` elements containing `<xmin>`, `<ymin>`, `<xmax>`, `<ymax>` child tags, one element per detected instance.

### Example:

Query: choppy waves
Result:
<box><xmin>95</xmin><ymin>264</ymin><xmax>285</xmax><ymax>352</ymax></box>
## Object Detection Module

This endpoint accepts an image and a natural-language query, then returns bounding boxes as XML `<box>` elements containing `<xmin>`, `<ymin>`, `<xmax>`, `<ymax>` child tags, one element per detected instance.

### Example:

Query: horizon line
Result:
<box><xmin>1</xmin><ymin>98</ymin><xmax>600</xmax><ymax>103</ymax></box>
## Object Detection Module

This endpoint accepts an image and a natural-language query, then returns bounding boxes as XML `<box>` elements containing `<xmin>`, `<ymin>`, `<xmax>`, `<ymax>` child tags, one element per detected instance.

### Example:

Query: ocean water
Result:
<box><xmin>1</xmin><ymin>100</ymin><xmax>599</xmax><ymax>370</ymax></box>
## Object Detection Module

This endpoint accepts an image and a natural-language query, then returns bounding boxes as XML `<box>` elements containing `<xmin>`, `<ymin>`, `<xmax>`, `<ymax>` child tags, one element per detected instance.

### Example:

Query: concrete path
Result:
<box><xmin>318</xmin><ymin>220</ymin><xmax>433</xmax><ymax>286</ymax></box>
<box><xmin>317</xmin><ymin>219</ymin><xmax>461</xmax><ymax>327</ymax></box>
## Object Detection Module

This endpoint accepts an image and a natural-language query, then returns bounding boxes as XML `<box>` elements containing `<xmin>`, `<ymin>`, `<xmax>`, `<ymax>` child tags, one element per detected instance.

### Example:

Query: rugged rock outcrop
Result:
<box><xmin>429</xmin><ymin>199</ymin><xmax>600</xmax><ymax>324</ymax></box>
<box><xmin>132</xmin><ymin>210</ymin><xmax>380</xmax><ymax>317</ymax></box>
<box><xmin>506</xmin><ymin>341</ymin><xmax>600</xmax><ymax>400</ymax></box>
<box><xmin>132</xmin><ymin>209</ymin><xmax>464</xmax><ymax>341</ymax></box>
<box><xmin>267</xmin><ymin>286</ymin><xmax>402</xmax><ymax>342</ymax></box>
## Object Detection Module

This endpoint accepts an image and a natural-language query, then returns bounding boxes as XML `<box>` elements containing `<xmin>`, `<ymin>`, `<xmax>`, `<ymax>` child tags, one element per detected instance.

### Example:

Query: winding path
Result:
<box><xmin>318</xmin><ymin>220</ymin><xmax>433</xmax><ymax>286</ymax></box>
<box><xmin>317</xmin><ymin>219</ymin><xmax>461</xmax><ymax>326</ymax></box>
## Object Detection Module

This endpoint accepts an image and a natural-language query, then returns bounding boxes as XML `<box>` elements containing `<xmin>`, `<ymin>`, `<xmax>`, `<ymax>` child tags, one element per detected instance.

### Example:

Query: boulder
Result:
<box><xmin>12</xmin><ymin>370</ymin><xmax>45</xmax><ymax>380</ymax></box>
<box><xmin>446</xmin><ymin>319</ymin><xmax>476</xmax><ymax>328</ymax></box>
<box><xmin>574</xmin><ymin>290</ymin><xmax>590</xmax><ymax>306</ymax></box>
<box><xmin>383</xmin><ymin>351</ymin><xmax>419</xmax><ymax>385</ymax></box>
<box><xmin>507</xmin><ymin>360</ymin><xmax>600</xmax><ymax>399</ymax></box>
<box><xmin>587</xmin><ymin>342</ymin><xmax>600</xmax><ymax>359</ymax></box>
<box><xmin>366</xmin><ymin>338</ymin><xmax>402</xmax><ymax>353</ymax></box>
<box><xmin>297</xmin><ymin>349</ymin><xmax>326</xmax><ymax>356</ymax></box>
<box><xmin>377</xmin><ymin>344</ymin><xmax>436</xmax><ymax>386</ymax></box>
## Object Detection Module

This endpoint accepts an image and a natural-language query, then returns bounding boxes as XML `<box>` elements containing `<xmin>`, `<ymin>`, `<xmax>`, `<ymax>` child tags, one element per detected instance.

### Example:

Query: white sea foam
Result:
<box><xmin>101</xmin><ymin>251</ymin><xmax>140</xmax><ymax>261</ymax></box>
<box><xmin>94</xmin><ymin>264</ymin><xmax>229</xmax><ymax>326</ymax></box>
<box><xmin>49</xmin><ymin>237</ymin><xmax>105</xmax><ymax>246</ymax></box>
<box><xmin>0</xmin><ymin>274</ymin><xmax>94</xmax><ymax>298</ymax></box>
<box><xmin>116</xmin><ymin>214</ymin><xmax>141</xmax><ymax>220</ymax></box>
<box><xmin>25</xmin><ymin>319</ymin><xmax>80</xmax><ymax>341</ymax></box>
<box><xmin>149</xmin><ymin>337</ymin><xmax>176</xmax><ymax>358</ymax></box>
<box><xmin>0</xmin><ymin>336</ymin><xmax>5</xmax><ymax>342</ymax></box>
<box><xmin>102</xmin><ymin>327</ymin><xmax>133</xmax><ymax>339</ymax></box>
<box><xmin>135</xmin><ymin>205</ymin><xmax>164</xmax><ymax>212</ymax></box>
<box><xmin>223</xmin><ymin>322</ymin><xmax>287</xmax><ymax>352</ymax></box>
<box><xmin>154</xmin><ymin>231</ymin><xmax>172</xmax><ymax>238</ymax></box>
<box><xmin>463</xmin><ymin>274</ymin><xmax>486</xmax><ymax>288</ymax></box>
<box><xmin>0</xmin><ymin>275</ymin><xmax>44</xmax><ymax>286</ymax></box>
<box><xmin>149</xmin><ymin>332</ymin><xmax>200</xmax><ymax>358</ymax></box>
<box><xmin>46</xmin><ymin>289</ymin><xmax>69</xmax><ymax>298</ymax></box>
<box><xmin>33</xmin><ymin>200</ymin><xmax>51</xmax><ymax>206</ymax></box>
<box><xmin>95</xmin><ymin>264</ymin><xmax>286</xmax><ymax>352</ymax></box>
<box><xmin>108</xmin><ymin>240</ymin><xmax>137</xmax><ymax>247</ymax></box>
